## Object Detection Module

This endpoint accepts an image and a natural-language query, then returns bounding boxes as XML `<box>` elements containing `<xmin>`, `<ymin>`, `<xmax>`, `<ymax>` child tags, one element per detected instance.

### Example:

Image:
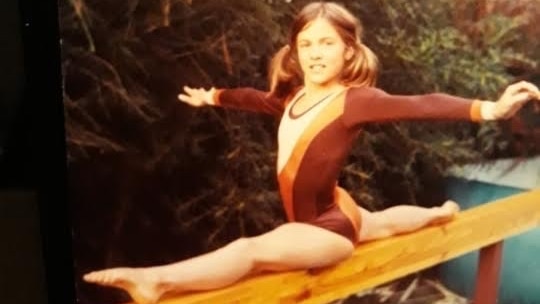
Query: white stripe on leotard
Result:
<box><xmin>277</xmin><ymin>88</ymin><xmax>345</xmax><ymax>173</ymax></box>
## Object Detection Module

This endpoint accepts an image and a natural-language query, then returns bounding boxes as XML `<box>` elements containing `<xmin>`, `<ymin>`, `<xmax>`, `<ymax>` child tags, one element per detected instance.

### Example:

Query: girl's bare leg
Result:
<box><xmin>83</xmin><ymin>222</ymin><xmax>354</xmax><ymax>304</ymax></box>
<box><xmin>358</xmin><ymin>200</ymin><xmax>460</xmax><ymax>242</ymax></box>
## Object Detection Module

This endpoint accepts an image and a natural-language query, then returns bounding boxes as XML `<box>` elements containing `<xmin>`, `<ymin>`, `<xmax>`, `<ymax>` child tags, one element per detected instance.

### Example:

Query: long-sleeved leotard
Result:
<box><xmin>213</xmin><ymin>86</ymin><xmax>483</xmax><ymax>244</ymax></box>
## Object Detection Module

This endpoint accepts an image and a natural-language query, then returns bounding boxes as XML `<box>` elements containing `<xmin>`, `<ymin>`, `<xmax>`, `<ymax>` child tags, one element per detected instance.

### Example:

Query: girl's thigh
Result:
<box><xmin>249</xmin><ymin>222</ymin><xmax>354</xmax><ymax>272</ymax></box>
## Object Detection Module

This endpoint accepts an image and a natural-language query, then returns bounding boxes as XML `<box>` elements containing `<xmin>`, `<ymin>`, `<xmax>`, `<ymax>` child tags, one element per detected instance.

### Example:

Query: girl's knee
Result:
<box><xmin>229</xmin><ymin>235</ymin><xmax>287</xmax><ymax>267</ymax></box>
<box><xmin>245</xmin><ymin>237</ymin><xmax>291</xmax><ymax>272</ymax></box>
<box><xmin>230</xmin><ymin>237</ymin><xmax>255</xmax><ymax>254</ymax></box>
<box><xmin>229</xmin><ymin>237</ymin><xmax>262</xmax><ymax>268</ymax></box>
<box><xmin>230</xmin><ymin>237</ymin><xmax>272</xmax><ymax>264</ymax></box>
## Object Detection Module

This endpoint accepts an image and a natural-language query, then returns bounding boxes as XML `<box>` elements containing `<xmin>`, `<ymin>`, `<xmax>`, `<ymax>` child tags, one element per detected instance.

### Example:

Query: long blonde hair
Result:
<box><xmin>268</xmin><ymin>2</ymin><xmax>379</xmax><ymax>98</ymax></box>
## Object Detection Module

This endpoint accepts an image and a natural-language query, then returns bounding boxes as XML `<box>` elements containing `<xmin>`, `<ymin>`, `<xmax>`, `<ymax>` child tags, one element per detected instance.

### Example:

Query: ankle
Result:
<box><xmin>151</xmin><ymin>272</ymin><xmax>179</xmax><ymax>295</ymax></box>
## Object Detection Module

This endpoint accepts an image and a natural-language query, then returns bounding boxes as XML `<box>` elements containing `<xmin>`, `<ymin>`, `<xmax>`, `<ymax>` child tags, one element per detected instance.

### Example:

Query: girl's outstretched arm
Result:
<box><xmin>342</xmin><ymin>81</ymin><xmax>540</xmax><ymax>127</ymax></box>
<box><xmin>178</xmin><ymin>85</ymin><xmax>285</xmax><ymax>116</ymax></box>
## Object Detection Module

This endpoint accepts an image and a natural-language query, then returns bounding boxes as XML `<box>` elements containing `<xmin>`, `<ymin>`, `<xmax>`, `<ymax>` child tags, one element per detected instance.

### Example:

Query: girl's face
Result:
<box><xmin>296</xmin><ymin>18</ymin><xmax>351</xmax><ymax>90</ymax></box>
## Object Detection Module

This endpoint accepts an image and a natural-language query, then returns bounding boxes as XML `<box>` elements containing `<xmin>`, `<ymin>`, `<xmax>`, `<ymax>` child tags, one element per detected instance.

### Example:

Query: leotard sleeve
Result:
<box><xmin>342</xmin><ymin>87</ymin><xmax>483</xmax><ymax>128</ymax></box>
<box><xmin>212</xmin><ymin>88</ymin><xmax>284</xmax><ymax>116</ymax></box>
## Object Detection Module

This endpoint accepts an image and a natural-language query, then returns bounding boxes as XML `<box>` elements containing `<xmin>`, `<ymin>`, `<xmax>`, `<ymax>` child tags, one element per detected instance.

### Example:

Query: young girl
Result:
<box><xmin>83</xmin><ymin>2</ymin><xmax>539</xmax><ymax>304</ymax></box>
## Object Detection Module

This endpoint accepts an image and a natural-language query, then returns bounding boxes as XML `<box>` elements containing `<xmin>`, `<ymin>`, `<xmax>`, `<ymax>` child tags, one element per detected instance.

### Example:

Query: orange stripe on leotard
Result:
<box><xmin>335</xmin><ymin>187</ymin><xmax>361</xmax><ymax>243</ymax></box>
<box><xmin>278</xmin><ymin>92</ymin><xmax>346</xmax><ymax>221</ymax></box>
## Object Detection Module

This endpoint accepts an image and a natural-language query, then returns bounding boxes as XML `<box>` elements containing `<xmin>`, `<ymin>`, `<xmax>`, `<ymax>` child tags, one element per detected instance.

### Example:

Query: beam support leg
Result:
<box><xmin>473</xmin><ymin>241</ymin><xmax>504</xmax><ymax>304</ymax></box>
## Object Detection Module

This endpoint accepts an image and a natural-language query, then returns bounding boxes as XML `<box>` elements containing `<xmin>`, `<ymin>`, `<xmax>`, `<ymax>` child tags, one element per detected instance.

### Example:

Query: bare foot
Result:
<box><xmin>83</xmin><ymin>268</ymin><xmax>162</xmax><ymax>304</ymax></box>
<box><xmin>429</xmin><ymin>200</ymin><xmax>460</xmax><ymax>225</ymax></box>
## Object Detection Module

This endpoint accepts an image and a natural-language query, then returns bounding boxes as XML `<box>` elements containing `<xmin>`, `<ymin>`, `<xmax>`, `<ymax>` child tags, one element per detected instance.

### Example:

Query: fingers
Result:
<box><xmin>510</xmin><ymin>92</ymin><xmax>534</xmax><ymax>104</ymax></box>
<box><xmin>504</xmin><ymin>92</ymin><xmax>530</xmax><ymax>118</ymax></box>
<box><xmin>177</xmin><ymin>93</ymin><xmax>189</xmax><ymax>103</ymax></box>
<box><xmin>494</xmin><ymin>81</ymin><xmax>540</xmax><ymax>119</ymax></box>
<box><xmin>180</xmin><ymin>86</ymin><xmax>198</xmax><ymax>101</ymax></box>
<box><xmin>505</xmin><ymin>81</ymin><xmax>540</xmax><ymax>98</ymax></box>
<box><xmin>177</xmin><ymin>86</ymin><xmax>214</xmax><ymax>107</ymax></box>
<box><xmin>183</xmin><ymin>85</ymin><xmax>199</xmax><ymax>95</ymax></box>
<box><xmin>177</xmin><ymin>91</ymin><xmax>195</xmax><ymax>104</ymax></box>
<box><xmin>181</xmin><ymin>86</ymin><xmax>208</xmax><ymax>97</ymax></box>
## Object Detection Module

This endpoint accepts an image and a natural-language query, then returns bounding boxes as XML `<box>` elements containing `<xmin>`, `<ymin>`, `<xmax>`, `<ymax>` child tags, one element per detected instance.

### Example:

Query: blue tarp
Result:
<box><xmin>440</xmin><ymin>174</ymin><xmax>540</xmax><ymax>304</ymax></box>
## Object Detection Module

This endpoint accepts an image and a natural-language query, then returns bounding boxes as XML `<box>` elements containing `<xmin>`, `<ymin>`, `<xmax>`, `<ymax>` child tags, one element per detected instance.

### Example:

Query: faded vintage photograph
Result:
<box><xmin>58</xmin><ymin>1</ymin><xmax>540</xmax><ymax>303</ymax></box>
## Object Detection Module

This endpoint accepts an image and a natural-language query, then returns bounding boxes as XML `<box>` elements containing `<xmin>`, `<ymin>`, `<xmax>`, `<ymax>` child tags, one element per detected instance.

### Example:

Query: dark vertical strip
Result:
<box><xmin>20</xmin><ymin>0</ymin><xmax>76</xmax><ymax>303</ymax></box>
<box><xmin>0</xmin><ymin>0</ymin><xmax>28</xmax><ymax>185</ymax></box>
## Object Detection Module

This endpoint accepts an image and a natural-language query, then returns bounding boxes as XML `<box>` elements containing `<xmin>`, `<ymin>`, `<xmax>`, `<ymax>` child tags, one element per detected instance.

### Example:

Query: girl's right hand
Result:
<box><xmin>178</xmin><ymin>86</ymin><xmax>216</xmax><ymax>107</ymax></box>
<box><xmin>490</xmin><ymin>81</ymin><xmax>540</xmax><ymax>119</ymax></box>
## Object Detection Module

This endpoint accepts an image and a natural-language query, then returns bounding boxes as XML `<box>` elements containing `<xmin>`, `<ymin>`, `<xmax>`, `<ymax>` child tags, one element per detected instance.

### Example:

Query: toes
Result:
<box><xmin>83</xmin><ymin>271</ymin><xmax>116</xmax><ymax>285</ymax></box>
<box><xmin>442</xmin><ymin>200</ymin><xmax>460</xmax><ymax>213</ymax></box>
<box><xmin>83</xmin><ymin>272</ymin><xmax>97</xmax><ymax>282</ymax></box>
<box><xmin>84</xmin><ymin>269</ymin><xmax>161</xmax><ymax>304</ymax></box>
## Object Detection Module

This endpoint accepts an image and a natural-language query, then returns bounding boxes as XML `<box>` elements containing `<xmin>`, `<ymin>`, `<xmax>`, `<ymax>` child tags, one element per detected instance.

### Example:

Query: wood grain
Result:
<box><xmin>133</xmin><ymin>188</ymin><xmax>540</xmax><ymax>304</ymax></box>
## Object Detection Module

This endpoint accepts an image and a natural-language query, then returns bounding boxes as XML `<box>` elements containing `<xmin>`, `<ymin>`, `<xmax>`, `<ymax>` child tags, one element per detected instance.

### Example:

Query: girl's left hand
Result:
<box><xmin>491</xmin><ymin>81</ymin><xmax>540</xmax><ymax>119</ymax></box>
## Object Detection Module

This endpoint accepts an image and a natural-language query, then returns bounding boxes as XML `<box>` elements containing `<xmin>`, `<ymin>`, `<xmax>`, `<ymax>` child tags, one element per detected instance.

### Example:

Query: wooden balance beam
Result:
<box><xmin>140</xmin><ymin>188</ymin><xmax>540</xmax><ymax>304</ymax></box>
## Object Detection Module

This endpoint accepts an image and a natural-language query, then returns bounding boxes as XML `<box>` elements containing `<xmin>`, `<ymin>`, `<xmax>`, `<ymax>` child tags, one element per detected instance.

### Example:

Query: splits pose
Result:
<box><xmin>83</xmin><ymin>2</ymin><xmax>540</xmax><ymax>304</ymax></box>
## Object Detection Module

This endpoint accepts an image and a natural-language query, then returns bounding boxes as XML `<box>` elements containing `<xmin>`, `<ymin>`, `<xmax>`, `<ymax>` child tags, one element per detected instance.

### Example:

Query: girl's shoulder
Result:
<box><xmin>345</xmin><ymin>85</ymin><xmax>386</xmax><ymax>99</ymax></box>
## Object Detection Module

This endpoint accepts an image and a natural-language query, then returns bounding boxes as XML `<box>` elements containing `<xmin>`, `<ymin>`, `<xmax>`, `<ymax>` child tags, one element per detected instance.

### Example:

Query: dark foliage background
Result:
<box><xmin>58</xmin><ymin>0</ymin><xmax>539</xmax><ymax>303</ymax></box>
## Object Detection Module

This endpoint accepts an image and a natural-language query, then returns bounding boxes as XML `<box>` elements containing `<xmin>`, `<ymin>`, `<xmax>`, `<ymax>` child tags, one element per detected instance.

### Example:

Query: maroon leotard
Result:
<box><xmin>213</xmin><ymin>86</ymin><xmax>482</xmax><ymax>244</ymax></box>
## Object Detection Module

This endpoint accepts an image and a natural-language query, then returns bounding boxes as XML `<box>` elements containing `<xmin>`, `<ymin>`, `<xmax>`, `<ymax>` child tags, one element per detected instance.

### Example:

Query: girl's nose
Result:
<box><xmin>309</xmin><ymin>47</ymin><xmax>321</xmax><ymax>59</ymax></box>
<box><xmin>309</xmin><ymin>46</ymin><xmax>322</xmax><ymax>59</ymax></box>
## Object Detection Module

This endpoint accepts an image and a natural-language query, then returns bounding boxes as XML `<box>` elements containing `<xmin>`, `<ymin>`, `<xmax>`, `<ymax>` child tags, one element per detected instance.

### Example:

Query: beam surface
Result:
<box><xmin>133</xmin><ymin>188</ymin><xmax>540</xmax><ymax>304</ymax></box>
